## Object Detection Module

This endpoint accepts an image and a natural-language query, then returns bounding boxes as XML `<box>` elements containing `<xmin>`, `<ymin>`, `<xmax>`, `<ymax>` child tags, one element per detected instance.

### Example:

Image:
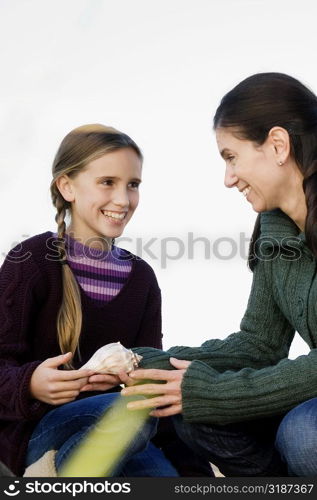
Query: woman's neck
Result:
<box><xmin>279</xmin><ymin>169</ymin><xmax>307</xmax><ymax>232</ymax></box>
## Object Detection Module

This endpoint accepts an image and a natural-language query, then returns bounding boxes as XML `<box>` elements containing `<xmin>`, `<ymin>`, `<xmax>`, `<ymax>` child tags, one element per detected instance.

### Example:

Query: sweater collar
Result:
<box><xmin>51</xmin><ymin>232</ymin><xmax>124</xmax><ymax>262</ymax></box>
<box><xmin>260</xmin><ymin>209</ymin><xmax>305</xmax><ymax>243</ymax></box>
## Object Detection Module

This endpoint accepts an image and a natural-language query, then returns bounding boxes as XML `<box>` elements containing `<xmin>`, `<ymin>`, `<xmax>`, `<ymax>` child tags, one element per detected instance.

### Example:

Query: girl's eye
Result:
<box><xmin>101</xmin><ymin>180</ymin><xmax>114</xmax><ymax>186</ymax></box>
<box><xmin>227</xmin><ymin>156</ymin><xmax>235</xmax><ymax>163</ymax></box>
<box><xmin>129</xmin><ymin>182</ymin><xmax>140</xmax><ymax>190</ymax></box>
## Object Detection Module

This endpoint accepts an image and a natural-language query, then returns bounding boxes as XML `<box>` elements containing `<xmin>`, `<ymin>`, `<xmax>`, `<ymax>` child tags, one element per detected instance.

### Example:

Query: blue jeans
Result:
<box><xmin>173</xmin><ymin>414</ymin><xmax>287</xmax><ymax>477</ymax></box>
<box><xmin>25</xmin><ymin>393</ymin><xmax>178</xmax><ymax>477</ymax></box>
<box><xmin>174</xmin><ymin>398</ymin><xmax>317</xmax><ymax>477</ymax></box>
<box><xmin>275</xmin><ymin>397</ymin><xmax>317</xmax><ymax>476</ymax></box>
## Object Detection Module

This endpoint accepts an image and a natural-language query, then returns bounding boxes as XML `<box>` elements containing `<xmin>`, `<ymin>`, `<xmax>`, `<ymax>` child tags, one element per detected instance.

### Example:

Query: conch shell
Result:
<box><xmin>80</xmin><ymin>342</ymin><xmax>143</xmax><ymax>374</ymax></box>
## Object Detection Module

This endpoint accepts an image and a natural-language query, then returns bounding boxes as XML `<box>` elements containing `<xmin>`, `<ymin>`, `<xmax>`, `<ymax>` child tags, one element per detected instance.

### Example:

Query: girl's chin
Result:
<box><xmin>100</xmin><ymin>231</ymin><xmax>124</xmax><ymax>240</ymax></box>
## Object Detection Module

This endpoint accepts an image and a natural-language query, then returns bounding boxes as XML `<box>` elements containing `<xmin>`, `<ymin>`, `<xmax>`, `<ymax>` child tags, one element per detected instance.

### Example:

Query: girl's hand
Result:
<box><xmin>29</xmin><ymin>352</ymin><xmax>94</xmax><ymax>405</ymax></box>
<box><xmin>80</xmin><ymin>373</ymin><xmax>122</xmax><ymax>392</ymax></box>
<box><xmin>80</xmin><ymin>370</ymin><xmax>139</xmax><ymax>392</ymax></box>
<box><xmin>120</xmin><ymin>358</ymin><xmax>191</xmax><ymax>417</ymax></box>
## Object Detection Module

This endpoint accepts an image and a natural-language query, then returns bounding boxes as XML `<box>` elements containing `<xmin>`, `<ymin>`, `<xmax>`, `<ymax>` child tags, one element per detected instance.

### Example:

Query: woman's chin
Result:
<box><xmin>251</xmin><ymin>203</ymin><xmax>266</xmax><ymax>214</ymax></box>
<box><xmin>249</xmin><ymin>198</ymin><xmax>268</xmax><ymax>214</ymax></box>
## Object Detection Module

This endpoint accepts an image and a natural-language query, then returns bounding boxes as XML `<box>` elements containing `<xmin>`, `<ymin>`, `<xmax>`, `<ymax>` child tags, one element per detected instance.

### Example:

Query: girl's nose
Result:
<box><xmin>224</xmin><ymin>165</ymin><xmax>238</xmax><ymax>188</ymax></box>
<box><xmin>112</xmin><ymin>188</ymin><xmax>129</xmax><ymax>207</ymax></box>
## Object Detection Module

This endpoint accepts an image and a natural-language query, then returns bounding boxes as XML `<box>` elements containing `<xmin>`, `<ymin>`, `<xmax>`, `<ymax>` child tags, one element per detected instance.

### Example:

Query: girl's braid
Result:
<box><xmin>52</xmin><ymin>186</ymin><xmax>68</xmax><ymax>263</ymax></box>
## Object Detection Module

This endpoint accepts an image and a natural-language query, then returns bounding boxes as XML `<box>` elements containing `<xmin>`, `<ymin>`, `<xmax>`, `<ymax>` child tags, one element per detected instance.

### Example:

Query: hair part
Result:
<box><xmin>213</xmin><ymin>73</ymin><xmax>317</xmax><ymax>270</ymax></box>
<box><xmin>50</xmin><ymin>124</ymin><xmax>143</xmax><ymax>366</ymax></box>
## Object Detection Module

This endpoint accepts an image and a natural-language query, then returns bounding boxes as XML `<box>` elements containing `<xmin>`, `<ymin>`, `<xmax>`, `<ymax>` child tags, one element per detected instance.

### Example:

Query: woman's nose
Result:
<box><xmin>224</xmin><ymin>165</ymin><xmax>238</xmax><ymax>188</ymax></box>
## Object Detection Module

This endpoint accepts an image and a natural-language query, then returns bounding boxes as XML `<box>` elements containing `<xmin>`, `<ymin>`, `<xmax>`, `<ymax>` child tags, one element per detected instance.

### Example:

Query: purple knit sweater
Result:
<box><xmin>0</xmin><ymin>232</ymin><xmax>162</xmax><ymax>475</ymax></box>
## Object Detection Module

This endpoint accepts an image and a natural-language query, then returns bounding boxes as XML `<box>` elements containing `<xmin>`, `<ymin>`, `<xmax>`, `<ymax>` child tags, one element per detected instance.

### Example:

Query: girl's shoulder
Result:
<box><xmin>0</xmin><ymin>232</ymin><xmax>59</xmax><ymax>297</ymax></box>
<box><xmin>3</xmin><ymin>231</ymin><xmax>59</xmax><ymax>273</ymax></box>
<box><xmin>8</xmin><ymin>231</ymin><xmax>53</xmax><ymax>254</ymax></box>
<box><xmin>114</xmin><ymin>245</ymin><xmax>160</xmax><ymax>285</ymax></box>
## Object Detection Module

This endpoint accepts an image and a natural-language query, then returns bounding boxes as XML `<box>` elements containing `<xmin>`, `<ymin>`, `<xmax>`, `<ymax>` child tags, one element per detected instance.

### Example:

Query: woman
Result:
<box><xmin>121</xmin><ymin>73</ymin><xmax>317</xmax><ymax>477</ymax></box>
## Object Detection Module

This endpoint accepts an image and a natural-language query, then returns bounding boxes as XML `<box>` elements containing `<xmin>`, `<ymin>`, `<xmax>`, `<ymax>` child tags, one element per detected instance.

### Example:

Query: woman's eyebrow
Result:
<box><xmin>220</xmin><ymin>148</ymin><xmax>231</xmax><ymax>159</ymax></box>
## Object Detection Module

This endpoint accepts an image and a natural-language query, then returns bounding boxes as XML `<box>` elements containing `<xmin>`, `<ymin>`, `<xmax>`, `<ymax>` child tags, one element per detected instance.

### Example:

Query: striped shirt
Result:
<box><xmin>63</xmin><ymin>233</ymin><xmax>133</xmax><ymax>303</ymax></box>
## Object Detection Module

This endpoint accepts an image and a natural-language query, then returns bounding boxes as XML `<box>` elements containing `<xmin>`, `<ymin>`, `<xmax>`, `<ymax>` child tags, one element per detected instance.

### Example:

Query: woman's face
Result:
<box><xmin>215</xmin><ymin>127</ymin><xmax>287</xmax><ymax>213</ymax></box>
<box><xmin>59</xmin><ymin>147</ymin><xmax>142</xmax><ymax>246</ymax></box>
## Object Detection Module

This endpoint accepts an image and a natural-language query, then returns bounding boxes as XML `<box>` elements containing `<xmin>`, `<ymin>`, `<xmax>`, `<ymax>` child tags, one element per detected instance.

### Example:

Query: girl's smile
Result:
<box><xmin>100</xmin><ymin>210</ymin><xmax>128</xmax><ymax>227</ymax></box>
<box><xmin>57</xmin><ymin>147</ymin><xmax>142</xmax><ymax>249</ymax></box>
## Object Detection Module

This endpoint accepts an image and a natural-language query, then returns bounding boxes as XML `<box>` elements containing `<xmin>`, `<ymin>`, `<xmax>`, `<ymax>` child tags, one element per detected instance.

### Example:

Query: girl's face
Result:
<box><xmin>60</xmin><ymin>147</ymin><xmax>142</xmax><ymax>246</ymax></box>
<box><xmin>216</xmin><ymin>127</ymin><xmax>287</xmax><ymax>213</ymax></box>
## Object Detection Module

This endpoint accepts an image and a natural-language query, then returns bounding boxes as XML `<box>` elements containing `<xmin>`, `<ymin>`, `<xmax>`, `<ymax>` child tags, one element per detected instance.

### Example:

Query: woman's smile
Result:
<box><xmin>238</xmin><ymin>185</ymin><xmax>251</xmax><ymax>198</ymax></box>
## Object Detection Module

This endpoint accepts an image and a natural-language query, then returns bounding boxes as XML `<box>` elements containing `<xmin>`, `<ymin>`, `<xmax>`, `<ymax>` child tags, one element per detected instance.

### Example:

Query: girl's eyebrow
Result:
<box><xmin>96</xmin><ymin>175</ymin><xmax>142</xmax><ymax>183</ymax></box>
<box><xmin>96</xmin><ymin>176</ymin><xmax>117</xmax><ymax>181</ymax></box>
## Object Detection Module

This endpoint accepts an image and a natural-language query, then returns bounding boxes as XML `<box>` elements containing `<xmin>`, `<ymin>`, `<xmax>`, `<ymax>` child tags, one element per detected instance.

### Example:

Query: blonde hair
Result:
<box><xmin>50</xmin><ymin>124</ymin><xmax>142</xmax><ymax>365</ymax></box>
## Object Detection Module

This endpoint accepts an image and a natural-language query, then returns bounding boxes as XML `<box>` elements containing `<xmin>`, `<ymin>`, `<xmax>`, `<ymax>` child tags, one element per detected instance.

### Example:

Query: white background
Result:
<box><xmin>1</xmin><ymin>0</ymin><xmax>315</xmax><ymax>357</ymax></box>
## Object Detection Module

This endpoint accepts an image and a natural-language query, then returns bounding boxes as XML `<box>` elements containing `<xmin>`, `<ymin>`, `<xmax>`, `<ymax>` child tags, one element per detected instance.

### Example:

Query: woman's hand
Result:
<box><xmin>117</xmin><ymin>371</ymin><xmax>139</xmax><ymax>387</ymax></box>
<box><xmin>30</xmin><ymin>352</ymin><xmax>94</xmax><ymax>405</ymax></box>
<box><xmin>120</xmin><ymin>358</ymin><xmax>191</xmax><ymax>417</ymax></box>
<box><xmin>80</xmin><ymin>373</ymin><xmax>122</xmax><ymax>392</ymax></box>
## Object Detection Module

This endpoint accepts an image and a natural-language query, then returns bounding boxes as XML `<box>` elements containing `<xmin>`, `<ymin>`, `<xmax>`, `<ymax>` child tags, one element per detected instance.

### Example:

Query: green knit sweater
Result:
<box><xmin>133</xmin><ymin>209</ymin><xmax>317</xmax><ymax>425</ymax></box>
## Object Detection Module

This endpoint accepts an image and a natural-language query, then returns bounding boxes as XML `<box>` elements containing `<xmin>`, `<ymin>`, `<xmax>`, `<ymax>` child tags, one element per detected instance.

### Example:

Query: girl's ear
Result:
<box><xmin>56</xmin><ymin>175</ymin><xmax>75</xmax><ymax>203</ymax></box>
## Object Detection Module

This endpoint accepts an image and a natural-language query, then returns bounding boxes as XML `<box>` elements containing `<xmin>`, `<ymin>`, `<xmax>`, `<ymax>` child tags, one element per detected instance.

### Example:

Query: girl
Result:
<box><xmin>122</xmin><ymin>73</ymin><xmax>317</xmax><ymax>477</ymax></box>
<box><xmin>0</xmin><ymin>124</ymin><xmax>180</xmax><ymax>477</ymax></box>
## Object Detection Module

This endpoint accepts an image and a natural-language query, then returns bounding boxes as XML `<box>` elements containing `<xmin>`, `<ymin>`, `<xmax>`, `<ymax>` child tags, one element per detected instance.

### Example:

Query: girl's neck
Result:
<box><xmin>65</xmin><ymin>226</ymin><xmax>112</xmax><ymax>252</ymax></box>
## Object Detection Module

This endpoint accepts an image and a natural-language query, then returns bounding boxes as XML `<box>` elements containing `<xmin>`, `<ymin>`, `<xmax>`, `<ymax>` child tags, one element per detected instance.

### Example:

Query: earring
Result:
<box><xmin>278</xmin><ymin>160</ymin><xmax>284</xmax><ymax>166</ymax></box>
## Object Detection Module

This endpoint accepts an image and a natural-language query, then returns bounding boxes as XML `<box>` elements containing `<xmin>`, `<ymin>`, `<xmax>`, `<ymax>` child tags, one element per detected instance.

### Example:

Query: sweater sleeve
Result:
<box><xmin>133</xmin><ymin>258</ymin><xmax>317</xmax><ymax>423</ymax></box>
<box><xmin>0</xmin><ymin>250</ymin><xmax>49</xmax><ymax>421</ymax></box>
<box><xmin>133</xmin><ymin>270</ymin><xmax>163</xmax><ymax>350</ymax></box>
<box><xmin>134</xmin><ymin>258</ymin><xmax>295</xmax><ymax>371</ymax></box>
<box><xmin>180</xmin><ymin>348</ymin><xmax>317</xmax><ymax>425</ymax></box>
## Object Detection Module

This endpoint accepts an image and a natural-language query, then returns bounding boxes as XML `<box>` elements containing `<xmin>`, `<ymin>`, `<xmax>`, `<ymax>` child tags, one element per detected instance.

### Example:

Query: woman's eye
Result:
<box><xmin>129</xmin><ymin>182</ymin><xmax>140</xmax><ymax>189</ymax></box>
<box><xmin>101</xmin><ymin>180</ymin><xmax>113</xmax><ymax>186</ymax></box>
<box><xmin>226</xmin><ymin>156</ymin><xmax>235</xmax><ymax>164</ymax></box>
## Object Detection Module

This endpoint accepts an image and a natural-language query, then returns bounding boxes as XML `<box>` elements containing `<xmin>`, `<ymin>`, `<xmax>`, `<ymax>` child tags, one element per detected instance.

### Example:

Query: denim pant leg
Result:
<box><xmin>173</xmin><ymin>414</ymin><xmax>288</xmax><ymax>477</ymax></box>
<box><xmin>275</xmin><ymin>397</ymin><xmax>317</xmax><ymax>476</ymax></box>
<box><xmin>26</xmin><ymin>393</ymin><xmax>166</xmax><ymax>476</ymax></box>
<box><xmin>119</xmin><ymin>442</ymin><xmax>179</xmax><ymax>477</ymax></box>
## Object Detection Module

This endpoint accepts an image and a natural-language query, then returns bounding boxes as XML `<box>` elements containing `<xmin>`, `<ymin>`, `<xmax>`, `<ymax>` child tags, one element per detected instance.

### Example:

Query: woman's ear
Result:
<box><xmin>267</xmin><ymin>126</ymin><xmax>291</xmax><ymax>165</ymax></box>
<box><xmin>55</xmin><ymin>175</ymin><xmax>75</xmax><ymax>202</ymax></box>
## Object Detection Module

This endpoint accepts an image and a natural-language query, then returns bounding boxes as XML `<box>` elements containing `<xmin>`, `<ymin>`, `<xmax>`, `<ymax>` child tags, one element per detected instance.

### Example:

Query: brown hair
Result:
<box><xmin>213</xmin><ymin>73</ymin><xmax>317</xmax><ymax>270</ymax></box>
<box><xmin>50</xmin><ymin>124</ymin><xmax>143</xmax><ymax>364</ymax></box>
